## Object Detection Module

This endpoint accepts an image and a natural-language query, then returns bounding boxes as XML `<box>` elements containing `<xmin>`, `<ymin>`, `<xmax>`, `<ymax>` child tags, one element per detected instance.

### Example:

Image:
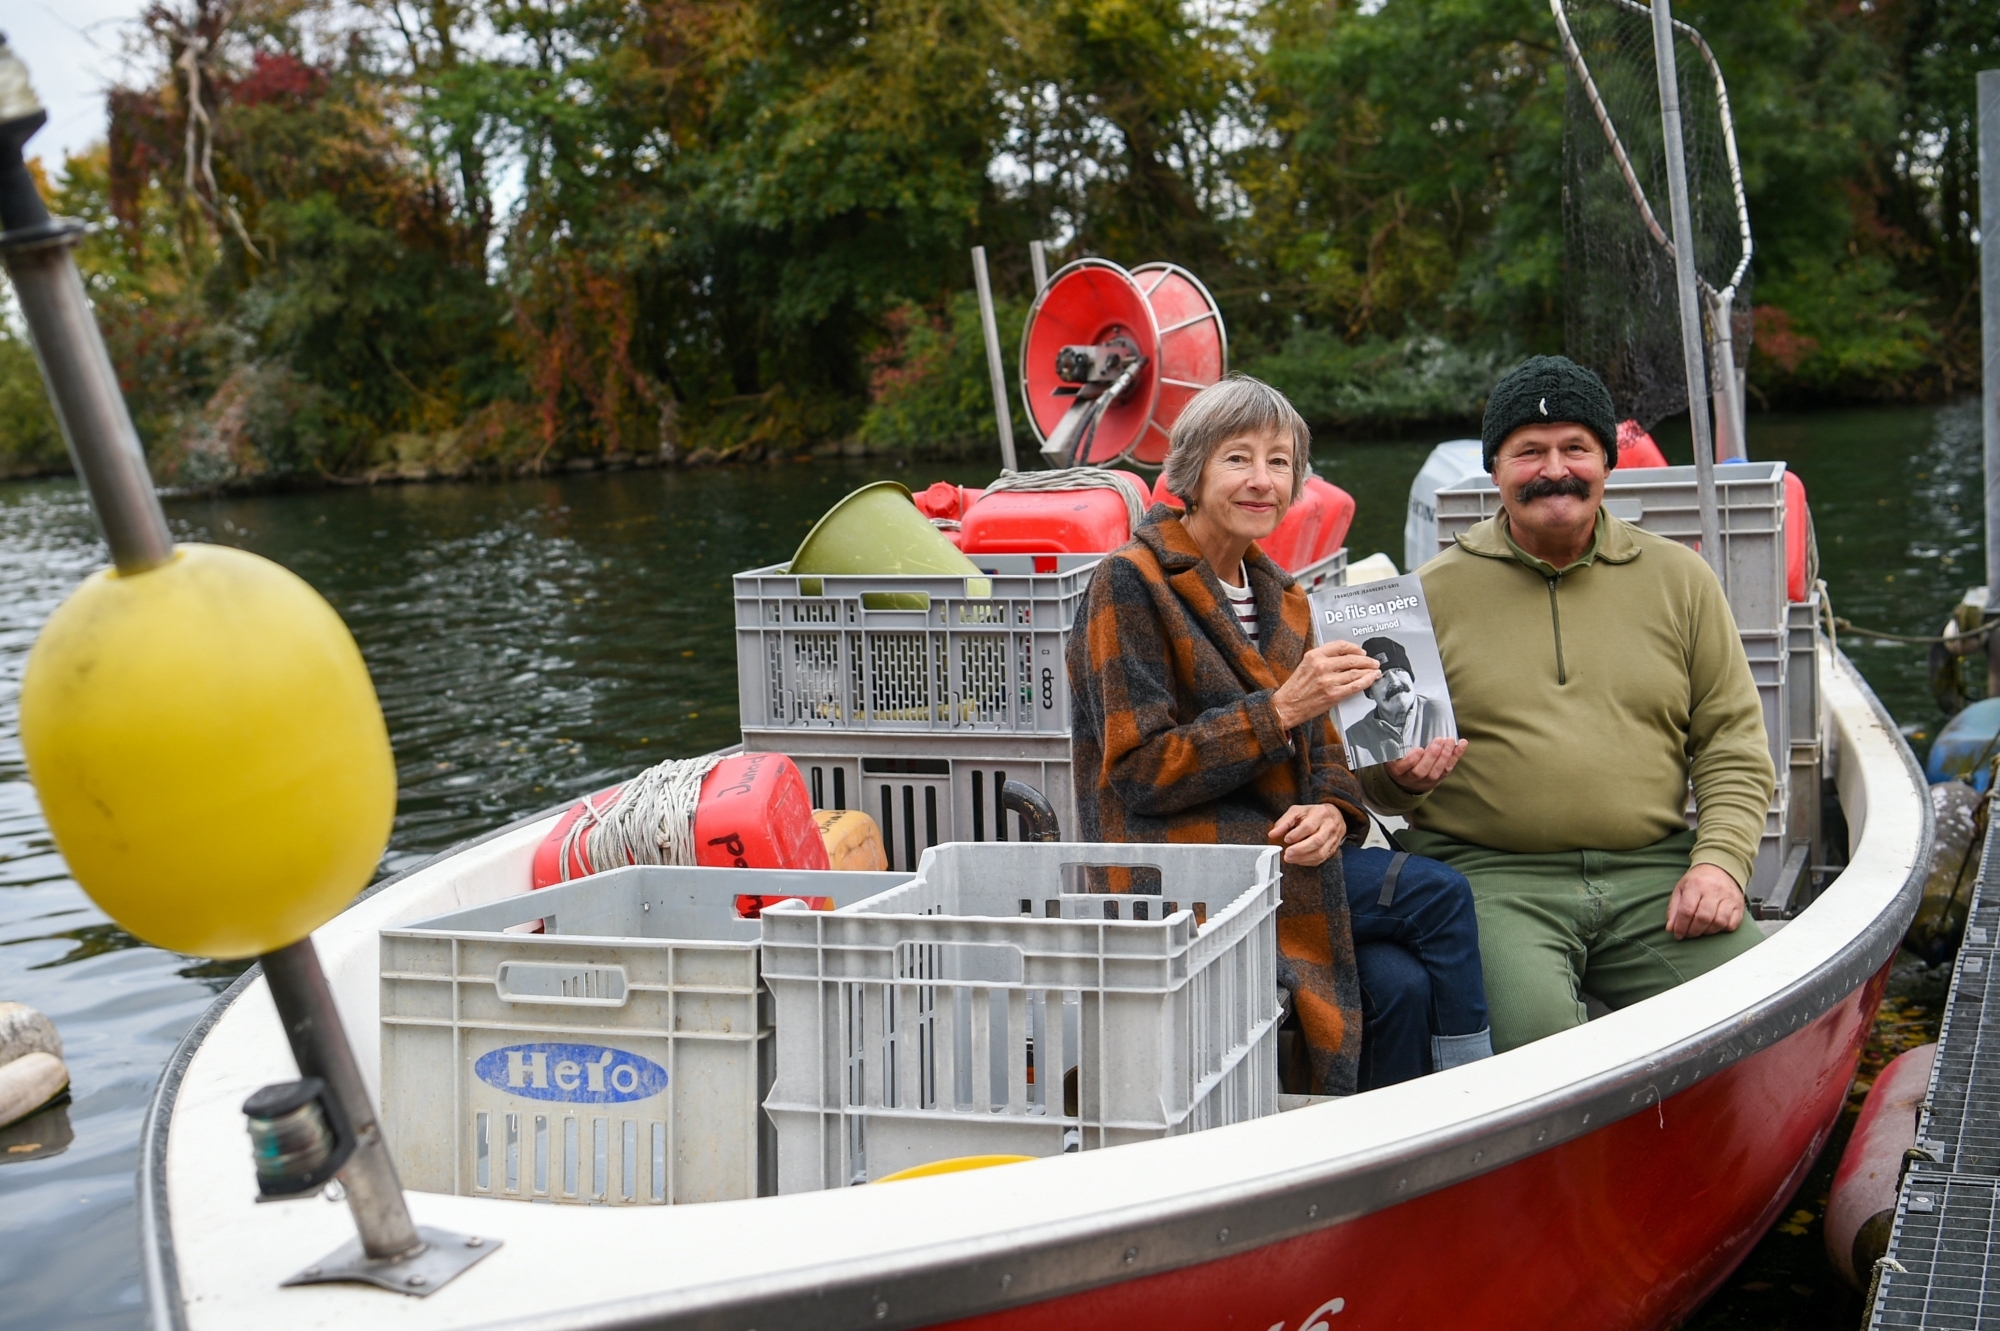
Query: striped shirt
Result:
<box><xmin>1221</xmin><ymin>564</ymin><xmax>1258</xmax><ymax>643</ymax></box>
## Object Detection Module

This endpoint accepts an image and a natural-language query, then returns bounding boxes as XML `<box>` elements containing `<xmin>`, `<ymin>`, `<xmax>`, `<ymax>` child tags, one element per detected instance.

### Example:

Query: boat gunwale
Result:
<box><xmin>143</xmin><ymin>652</ymin><xmax>1930</xmax><ymax>1331</ymax></box>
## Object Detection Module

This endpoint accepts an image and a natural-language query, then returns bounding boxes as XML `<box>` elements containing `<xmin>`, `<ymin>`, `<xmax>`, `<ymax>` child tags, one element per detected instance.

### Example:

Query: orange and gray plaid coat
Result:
<box><xmin>1067</xmin><ymin>506</ymin><xmax>1368</xmax><ymax>1096</ymax></box>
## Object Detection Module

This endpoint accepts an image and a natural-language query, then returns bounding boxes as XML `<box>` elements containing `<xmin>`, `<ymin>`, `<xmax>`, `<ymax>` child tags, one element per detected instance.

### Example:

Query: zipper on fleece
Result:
<box><xmin>1545</xmin><ymin>574</ymin><xmax>1567</xmax><ymax>685</ymax></box>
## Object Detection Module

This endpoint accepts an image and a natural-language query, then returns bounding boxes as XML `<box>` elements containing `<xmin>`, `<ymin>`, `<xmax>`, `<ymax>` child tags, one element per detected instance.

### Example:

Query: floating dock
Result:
<box><xmin>1870</xmin><ymin>819</ymin><xmax>2000</xmax><ymax>1326</ymax></box>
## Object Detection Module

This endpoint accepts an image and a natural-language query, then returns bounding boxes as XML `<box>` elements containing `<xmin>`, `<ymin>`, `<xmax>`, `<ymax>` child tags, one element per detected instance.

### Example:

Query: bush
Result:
<box><xmin>857</xmin><ymin>293</ymin><xmax>1031</xmax><ymax>456</ymax></box>
<box><xmin>1241</xmin><ymin>327</ymin><xmax>1514</xmax><ymax>430</ymax></box>
<box><xmin>0</xmin><ymin>325</ymin><xmax>66</xmax><ymax>477</ymax></box>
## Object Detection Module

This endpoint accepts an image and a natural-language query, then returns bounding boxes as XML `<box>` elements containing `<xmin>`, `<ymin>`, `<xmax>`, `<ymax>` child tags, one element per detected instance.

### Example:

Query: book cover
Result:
<box><xmin>1307</xmin><ymin>572</ymin><xmax>1457</xmax><ymax>769</ymax></box>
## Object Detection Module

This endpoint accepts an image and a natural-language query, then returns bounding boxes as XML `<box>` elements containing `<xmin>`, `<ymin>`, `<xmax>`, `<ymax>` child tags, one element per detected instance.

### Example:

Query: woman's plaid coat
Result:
<box><xmin>1067</xmin><ymin>506</ymin><xmax>1368</xmax><ymax>1095</ymax></box>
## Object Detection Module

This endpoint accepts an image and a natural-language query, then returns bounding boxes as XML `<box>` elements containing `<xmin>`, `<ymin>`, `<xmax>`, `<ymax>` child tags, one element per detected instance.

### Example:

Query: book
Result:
<box><xmin>1307</xmin><ymin>572</ymin><xmax>1458</xmax><ymax>769</ymax></box>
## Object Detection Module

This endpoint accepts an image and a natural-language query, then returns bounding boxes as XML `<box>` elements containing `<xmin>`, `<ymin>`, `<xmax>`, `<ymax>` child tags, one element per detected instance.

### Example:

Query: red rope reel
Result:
<box><xmin>1019</xmin><ymin>259</ymin><xmax>1227</xmax><ymax>468</ymax></box>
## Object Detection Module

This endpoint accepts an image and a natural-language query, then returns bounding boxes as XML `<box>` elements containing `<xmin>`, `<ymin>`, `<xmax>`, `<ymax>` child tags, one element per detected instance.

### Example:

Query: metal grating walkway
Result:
<box><xmin>1874</xmin><ymin>818</ymin><xmax>2000</xmax><ymax>1327</ymax></box>
<box><xmin>1875</xmin><ymin>1171</ymin><xmax>2000</xmax><ymax>1328</ymax></box>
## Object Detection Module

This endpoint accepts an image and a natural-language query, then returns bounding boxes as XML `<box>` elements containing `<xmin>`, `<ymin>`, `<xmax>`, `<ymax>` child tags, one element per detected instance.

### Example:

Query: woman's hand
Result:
<box><xmin>1272</xmin><ymin>641</ymin><xmax>1381</xmax><ymax>730</ymax></box>
<box><xmin>1383</xmin><ymin>737</ymin><xmax>1467</xmax><ymax>794</ymax></box>
<box><xmin>1268</xmin><ymin>803</ymin><xmax>1348</xmax><ymax>867</ymax></box>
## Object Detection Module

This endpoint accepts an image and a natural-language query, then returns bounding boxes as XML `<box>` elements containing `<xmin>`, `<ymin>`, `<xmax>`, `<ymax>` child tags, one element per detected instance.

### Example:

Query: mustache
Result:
<box><xmin>1514</xmin><ymin>474</ymin><xmax>1593</xmax><ymax>503</ymax></box>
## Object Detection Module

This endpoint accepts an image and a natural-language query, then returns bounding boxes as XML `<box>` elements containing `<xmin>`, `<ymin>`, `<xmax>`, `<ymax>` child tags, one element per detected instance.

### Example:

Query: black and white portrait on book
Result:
<box><xmin>1307</xmin><ymin>571</ymin><xmax>1458</xmax><ymax>770</ymax></box>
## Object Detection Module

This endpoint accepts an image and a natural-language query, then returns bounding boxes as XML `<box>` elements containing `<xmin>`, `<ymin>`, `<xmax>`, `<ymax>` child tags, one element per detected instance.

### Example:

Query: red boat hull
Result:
<box><xmin>946</xmin><ymin>965</ymin><xmax>1887</xmax><ymax>1331</ymax></box>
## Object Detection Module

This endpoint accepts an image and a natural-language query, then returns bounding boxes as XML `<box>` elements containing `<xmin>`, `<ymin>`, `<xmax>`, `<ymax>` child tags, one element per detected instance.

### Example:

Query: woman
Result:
<box><xmin>1066</xmin><ymin>376</ymin><xmax>1490</xmax><ymax>1094</ymax></box>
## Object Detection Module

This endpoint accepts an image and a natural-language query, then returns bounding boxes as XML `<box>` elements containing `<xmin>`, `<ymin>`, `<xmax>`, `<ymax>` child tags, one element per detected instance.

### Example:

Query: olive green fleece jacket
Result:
<box><xmin>1359</xmin><ymin>509</ymin><xmax>1776</xmax><ymax>889</ymax></box>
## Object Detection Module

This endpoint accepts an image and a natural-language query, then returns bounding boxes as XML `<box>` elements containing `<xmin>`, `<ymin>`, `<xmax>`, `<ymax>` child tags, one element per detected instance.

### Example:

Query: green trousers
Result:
<box><xmin>1398</xmin><ymin>827</ymin><xmax>1761</xmax><ymax>1053</ymax></box>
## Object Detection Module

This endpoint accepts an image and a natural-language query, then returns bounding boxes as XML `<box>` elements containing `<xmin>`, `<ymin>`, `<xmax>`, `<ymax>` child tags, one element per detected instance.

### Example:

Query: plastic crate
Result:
<box><xmin>1739</xmin><ymin>628</ymin><xmax>1792</xmax><ymax>769</ymax></box>
<box><xmin>734</xmin><ymin>555</ymin><xmax>1095</xmax><ymax>739</ymax></box>
<box><xmin>1435</xmin><ymin>462</ymin><xmax>1790</xmax><ymax>631</ymax></box>
<box><xmin>1688</xmin><ymin>774</ymin><xmax>1792</xmax><ymax>906</ymax></box>
<box><xmin>746</xmin><ymin>733</ymin><xmax>1075</xmax><ymax>875</ymax></box>
<box><xmin>1290</xmin><ymin>546</ymin><xmax>1348</xmax><ymax>596</ymax></box>
<box><xmin>379</xmin><ymin>865</ymin><xmax>906</xmax><ymax>1206</ymax></box>
<box><xmin>760</xmin><ymin>842</ymin><xmax>1282</xmax><ymax>1192</ymax></box>
<box><xmin>1788</xmin><ymin>595</ymin><xmax>1821</xmax><ymax>749</ymax></box>
<box><xmin>734</xmin><ymin>548</ymin><xmax>1349</xmax><ymax>742</ymax></box>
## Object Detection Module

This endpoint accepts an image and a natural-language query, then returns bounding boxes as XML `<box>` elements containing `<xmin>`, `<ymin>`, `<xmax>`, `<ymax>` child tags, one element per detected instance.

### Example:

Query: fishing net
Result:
<box><xmin>1557</xmin><ymin>0</ymin><xmax>1751</xmax><ymax>430</ymax></box>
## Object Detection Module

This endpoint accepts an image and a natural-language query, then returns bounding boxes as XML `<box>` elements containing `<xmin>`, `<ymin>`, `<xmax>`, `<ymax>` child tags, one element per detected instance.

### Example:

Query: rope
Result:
<box><xmin>978</xmin><ymin>467</ymin><xmax>1150</xmax><ymax>534</ymax></box>
<box><xmin>1830</xmin><ymin>615</ymin><xmax>2000</xmax><ymax>647</ymax></box>
<box><xmin>555</xmin><ymin>753</ymin><xmax>728</xmax><ymax>881</ymax></box>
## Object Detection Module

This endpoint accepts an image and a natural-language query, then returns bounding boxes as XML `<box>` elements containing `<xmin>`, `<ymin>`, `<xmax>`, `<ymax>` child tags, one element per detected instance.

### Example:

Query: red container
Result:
<box><xmin>530</xmin><ymin>752</ymin><xmax>829</xmax><ymax>890</ymax></box>
<box><xmin>1303</xmin><ymin>476</ymin><xmax>1355</xmax><ymax>562</ymax></box>
<box><xmin>1616</xmin><ymin>420</ymin><xmax>1671</xmax><ymax>468</ymax></box>
<box><xmin>959</xmin><ymin>488</ymin><xmax>1132</xmax><ymax>555</ymax></box>
<box><xmin>913</xmin><ymin>482</ymin><xmax>983</xmax><ymax>523</ymax></box>
<box><xmin>1784</xmin><ymin>470</ymin><xmax>1811</xmax><ymax>603</ymax></box>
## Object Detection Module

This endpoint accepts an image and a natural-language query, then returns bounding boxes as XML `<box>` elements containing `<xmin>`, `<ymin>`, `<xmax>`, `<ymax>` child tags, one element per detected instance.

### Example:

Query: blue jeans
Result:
<box><xmin>1343</xmin><ymin>847</ymin><xmax>1489</xmax><ymax>1089</ymax></box>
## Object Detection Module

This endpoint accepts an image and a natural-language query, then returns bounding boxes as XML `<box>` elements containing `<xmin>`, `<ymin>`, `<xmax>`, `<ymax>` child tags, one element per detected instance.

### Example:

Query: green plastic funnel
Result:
<box><xmin>789</xmin><ymin>482</ymin><xmax>984</xmax><ymax>595</ymax></box>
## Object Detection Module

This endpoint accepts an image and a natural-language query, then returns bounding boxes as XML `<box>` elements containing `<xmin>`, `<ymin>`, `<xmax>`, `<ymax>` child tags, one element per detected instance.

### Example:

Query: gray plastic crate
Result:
<box><xmin>1687</xmin><ymin>773</ymin><xmax>1792</xmax><ymax>907</ymax></box>
<box><xmin>380</xmin><ymin>865</ymin><xmax>906</xmax><ymax>1207</ymax></box>
<box><xmin>761</xmin><ymin>842</ymin><xmax>1282</xmax><ymax>1192</ymax></box>
<box><xmin>1740</xmin><ymin>628</ymin><xmax>1792</xmax><ymax>769</ymax></box>
<box><xmin>1788</xmin><ymin>594</ymin><xmax>1821</xmax><ymax>749</ymax></box>
<box><xmin>1435</xmin><ymin>462</ymin><xmax>1790</xmax><ymax>631</ymax></box>
<box><xmin>1290</xmin><ymin>546</ymin><xmax>1348</xmax><ymax>596</ymax></box>
<box><xmin>745</xmin><ymin>733</ymin><xmax>1075</xmax><ymax>875</ymax></box>
<box><xmin>734</xmin><ymin>555</ymin><xmax>1096</xmax><ymax>739</ymax></box>
<box><xmin>734</xmin><ymin>548</ymin><xmax>1348</xmax><ymax>742</ymax></box>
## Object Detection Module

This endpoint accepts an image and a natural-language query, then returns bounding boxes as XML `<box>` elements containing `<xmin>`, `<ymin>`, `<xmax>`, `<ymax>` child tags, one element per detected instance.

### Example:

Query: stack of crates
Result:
<box><xmin>378</xmin><ymin>864</ymin><xmax>905</xmax><ymax>1206</ymax></box>
<box><xmin>734</xmin><ymin>548</ymin><xmax>1347</xmax><ymax>870</ymax></box>
<box><xmin>1435</xmin><ymin>462</ymin><xmax>1809</xmax><ymax>907</ymax></box>
<box><xmin>760</xmin><ymin>842</ymin><xmax>1283</xmax><ymax>1191</ymax></box>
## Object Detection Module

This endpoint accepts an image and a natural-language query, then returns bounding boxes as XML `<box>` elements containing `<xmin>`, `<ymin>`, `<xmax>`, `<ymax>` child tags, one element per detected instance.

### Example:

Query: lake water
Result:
<box><xmin>0</xmin><ymin>402</ymin><xmax>1981</xmax><ymax>1328</ymax></box>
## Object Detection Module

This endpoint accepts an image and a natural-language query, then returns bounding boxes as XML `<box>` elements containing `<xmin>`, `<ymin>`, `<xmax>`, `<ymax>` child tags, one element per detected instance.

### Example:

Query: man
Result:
<box><xmin>1360</xmin><ymin>355</ymin><xmax>1774</xmax><ymax>1053</ymax></box>
<box><xmin>1343</xmin><ymin>636</ymin><xmax>1451</xmax><ymax>767</ymax></box>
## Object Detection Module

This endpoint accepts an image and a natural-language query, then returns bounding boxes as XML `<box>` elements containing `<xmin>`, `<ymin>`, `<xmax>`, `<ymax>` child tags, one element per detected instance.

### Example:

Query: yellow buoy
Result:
<box><xmin>19</xmin><ymin>544</ymin><xmax>396</xmax><ymax>959</ymax></box>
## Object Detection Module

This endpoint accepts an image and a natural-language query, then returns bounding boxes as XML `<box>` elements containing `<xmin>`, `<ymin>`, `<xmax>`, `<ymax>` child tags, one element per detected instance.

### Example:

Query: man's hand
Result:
<box><xmin>1273</xmin><ymin>641</ymin><xmax>1380</xmax><ymax>730</ymax></box>
<box><xmin>1269</xmin><ymin>803</ymin><xmax>1347</xmax><ymax>867</ymax></box>
<box><xmin>1383</xmin><ymin>737</ymin><xmax>1468</xmax><ymax>793</ymax></box>
<box><xmin>1665</xmin><ymin>863</ymin><xmax>1745</xmax><ymax>939</ymax></box>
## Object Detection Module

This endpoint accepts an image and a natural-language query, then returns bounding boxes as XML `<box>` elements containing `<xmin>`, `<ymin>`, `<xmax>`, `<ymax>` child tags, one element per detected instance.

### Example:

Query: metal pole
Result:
<box><xmin>971</xmin><ymin>245</ymin><xmax>1019</xmax><ymax>471</ymax></box>
<box><xmin>262</xmin><ymin>940</ymin><xmax>423</xmax><ymax>1261</ymax></box>
<box><xmin>1708</xmin><ymin>289</ymin><xmax>1747</xmax><ymax>462</ymax></box>
<box><xmin>1980</xmin><ymin>69</ymin><xmax>2000</xmax><ymax>698</ymax></box>
<box><xmin>1030</xmin><ymin>240</ymin><xmax>1049</xmax><ymax>294</ymax></box>
<box><xmin>1650</xmin><ymin>0</ymin><xmax>1725</xmax><ymax>582</ymax></box>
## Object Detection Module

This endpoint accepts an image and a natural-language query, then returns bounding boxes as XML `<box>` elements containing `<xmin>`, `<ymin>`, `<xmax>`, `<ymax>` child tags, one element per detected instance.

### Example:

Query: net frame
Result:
<box><xmin>1553</xmin><ymin>0</ymin><xmax>1753</xmax><ymax>437</ymax></box>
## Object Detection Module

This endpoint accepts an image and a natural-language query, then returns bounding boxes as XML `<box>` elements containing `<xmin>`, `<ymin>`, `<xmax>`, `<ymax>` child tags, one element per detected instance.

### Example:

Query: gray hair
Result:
<box><xmin>1162</xmin><ymin>375</ymin><xmax>1311</xmax><ymax>507</ymax></box>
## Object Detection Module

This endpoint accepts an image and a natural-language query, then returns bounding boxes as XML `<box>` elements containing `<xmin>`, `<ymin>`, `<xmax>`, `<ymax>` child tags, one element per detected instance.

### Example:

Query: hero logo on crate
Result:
<box><xmin>474</xmin><ymin>1042</ymin><xmax>668</xmax><ymax>1104</ymax></box>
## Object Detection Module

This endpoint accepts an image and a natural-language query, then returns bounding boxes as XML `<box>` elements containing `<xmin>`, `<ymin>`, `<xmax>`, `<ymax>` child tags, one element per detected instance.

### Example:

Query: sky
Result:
<box><xmin>7</xmin><ymin>1</ymin><xmax>150</xmax><ymax>173</ymax></box>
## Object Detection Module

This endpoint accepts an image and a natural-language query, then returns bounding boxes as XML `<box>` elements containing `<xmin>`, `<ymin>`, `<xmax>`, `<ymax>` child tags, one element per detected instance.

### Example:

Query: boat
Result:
<box><xmin>132</xmin><ymin>625</ymin><xmax>1929</xmax><ymax>1331</ymax></box>
<box><xmin>0</xmin><ymin>10</ymin><xmax>1932</xmax><ymax>1322</ymax></box>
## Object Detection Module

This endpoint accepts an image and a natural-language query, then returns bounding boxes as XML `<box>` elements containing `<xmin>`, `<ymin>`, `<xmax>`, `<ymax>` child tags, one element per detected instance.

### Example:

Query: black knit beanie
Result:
<box><xmin>1480</xmin><ymin>355</ymin><xmax>1618</xmax><ymax>472</ymax></box>
<box><xmin>1361</xmin><ymin>636</ymin><xmax>1414</xmax><ymax>678</ymax></box>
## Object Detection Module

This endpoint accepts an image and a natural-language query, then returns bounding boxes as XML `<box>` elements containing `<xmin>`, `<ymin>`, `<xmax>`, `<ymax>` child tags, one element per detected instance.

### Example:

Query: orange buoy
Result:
<box><xmin>1824</xmin><ymin>1042</ymin><xmax>1936</xmax><ymax>1287</ymax></box>
<box><xmin>815</xmin><ymin>808</ymin><xmax>889</xmax><ymax>872</ymax></box>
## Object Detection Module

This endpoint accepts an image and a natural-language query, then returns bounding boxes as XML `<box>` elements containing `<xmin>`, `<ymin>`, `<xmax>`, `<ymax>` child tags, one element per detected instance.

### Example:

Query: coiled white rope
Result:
<box><xmin>978</xmin><ymin>467</ymin><xmax>1151</xmax><ymax>535</ymax></box>
<box><xmin>555</xmin><ymin>753</ymin><xmax>728</xmax><ymax>881</ymax></box>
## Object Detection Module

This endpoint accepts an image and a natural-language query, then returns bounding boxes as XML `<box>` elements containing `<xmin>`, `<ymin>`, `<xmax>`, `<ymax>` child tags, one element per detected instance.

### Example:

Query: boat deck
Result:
<box><xmin>1871</xmin><ymin>819</ymin><xmax>2000</xmax><ymax>1327</ymax></box>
